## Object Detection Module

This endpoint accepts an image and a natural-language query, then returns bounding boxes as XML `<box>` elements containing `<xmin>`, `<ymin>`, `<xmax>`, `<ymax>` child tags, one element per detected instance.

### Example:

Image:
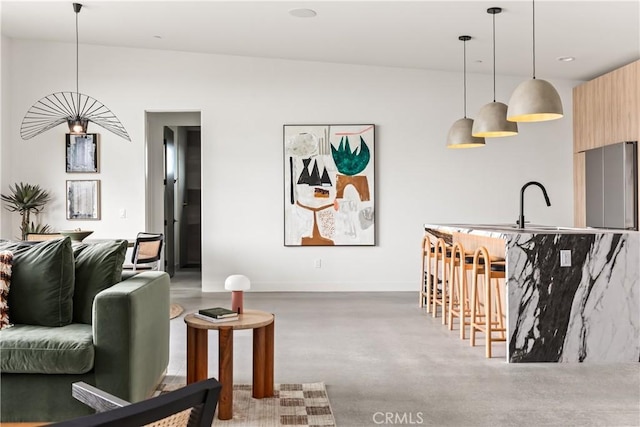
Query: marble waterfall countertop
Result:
<box><xmin>424</xmin><ymin>223</ymin><xmax>640</xmax><ymax>363</ymax></box>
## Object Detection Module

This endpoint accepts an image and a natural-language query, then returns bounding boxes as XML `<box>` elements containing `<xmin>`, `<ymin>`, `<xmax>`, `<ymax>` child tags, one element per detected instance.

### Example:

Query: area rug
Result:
<box><xmin>155</xmin><ymin>382</ymin><xmax>336</xmax><ymax>427</ymax></box>
<box><xmin>169</xmin><ymin>303</ymin><xmax>184</xmax><ymax>319</ymax></box>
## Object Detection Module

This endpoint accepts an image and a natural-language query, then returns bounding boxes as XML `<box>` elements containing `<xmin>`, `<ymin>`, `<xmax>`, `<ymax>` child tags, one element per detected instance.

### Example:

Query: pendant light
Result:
<box><xmin>507</xmin><ymin>0</ymin><xmax>563</xmax><ymax>122</ymax></box>
<box><xmin>20</xmin><ymin>3</ymin><xmax>131</xmax><ymax>141</ymax></box>
<box><xmin>472</xmin><ymin>7</ymin><xmax>518</xmax><ymax>138</ymax></box>
<box><xmin>447</xmin><ymin>36</ymin><xmax>485</xmax><ymax>149</ymax></box>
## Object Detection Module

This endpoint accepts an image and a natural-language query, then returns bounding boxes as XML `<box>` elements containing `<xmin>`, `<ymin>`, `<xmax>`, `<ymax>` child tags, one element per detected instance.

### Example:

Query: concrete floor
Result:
<box><xmin>167</xmin><ymin>269</ymin><xmax>640</xmax><ymax>427</ymax></box>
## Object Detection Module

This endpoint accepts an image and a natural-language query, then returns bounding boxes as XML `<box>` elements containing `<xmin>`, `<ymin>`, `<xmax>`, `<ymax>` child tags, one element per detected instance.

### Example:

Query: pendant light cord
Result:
<box><xmin>492</xmin><ymin>11</ymin><xmax>496</xmax><ymax>102</ymax></box>
<box><xmin>75</xmin><ymin>7</ymin><xmax>80</xmax><ymax>115</ymax></box>
<box><xmin>532</xmin><ymin>0</ymin><xmax>536</xmax><ymax>79</ymax></box>
<box><xmin>463</xmin><ymin>38</ymin><xmax>467</xmax><ymax>118</ymax></box>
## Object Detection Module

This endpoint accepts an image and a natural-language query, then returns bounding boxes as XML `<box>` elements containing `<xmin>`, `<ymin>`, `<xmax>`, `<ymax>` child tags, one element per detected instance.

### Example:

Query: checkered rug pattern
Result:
<box><xmin>155</xmin><ymin>382</ymin><xmax>335</xmax><ymax>427</ymax></box>
<box><xmin>272</xmin><ymin>383</ymin><xmax>335</xmax><ymax>426</ymax></box>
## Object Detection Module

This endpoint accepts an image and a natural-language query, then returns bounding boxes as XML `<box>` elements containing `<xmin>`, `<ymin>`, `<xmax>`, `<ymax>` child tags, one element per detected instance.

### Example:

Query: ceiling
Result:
<box><xmin>1</xmin><ymin>1</ymin><xmax>639</xmax><ymax>82</ymax></box>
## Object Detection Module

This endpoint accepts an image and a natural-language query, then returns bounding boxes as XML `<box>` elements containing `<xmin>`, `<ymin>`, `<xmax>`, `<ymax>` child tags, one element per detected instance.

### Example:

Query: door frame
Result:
<box><xmin>163</xmin><ymin>126</ymin><xmax>176</xmax><ymax>276</ymax></box>
<box><xmin>144</xmin><ymin>111</ymin><xmax>202</xmax><ymax>273</ymax></box>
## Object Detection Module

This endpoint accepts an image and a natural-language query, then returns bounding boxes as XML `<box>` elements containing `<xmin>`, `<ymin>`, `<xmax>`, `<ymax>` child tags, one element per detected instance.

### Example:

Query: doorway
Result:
<box><xmin>145</xmin><ymin>112</ymin><xmax>201</xmax><ymax>279</ymax></box>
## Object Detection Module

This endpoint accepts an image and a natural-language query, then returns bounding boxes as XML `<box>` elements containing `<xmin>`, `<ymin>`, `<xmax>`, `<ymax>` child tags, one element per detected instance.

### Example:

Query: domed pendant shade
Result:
<box><xmin>507</xmin><ymin>79</ymin><xmax>563</xmax><ymax>122</ymax></box>
<box><xmin>20</xmin><ymin>3</ymin><xmax>130</xmax><ymax>141</ymax></box>
<box><xmin>448</xmin><ymin>118</ymin><xmax>486</xmax><ymax>148</ymax></box>
<box><xmin>471</xmin><ymin>7</ymin><xmax>518</xmax><ymax>138</ymax></box>
<box><xmin>447</xmin><ymin>35</ymin><xmax>485</xmax><ymax>148</ymax></box>
<box><xmin>507</xmin><ymin>0</ymin><xmax>563</xmax><ymax>122</ymax></box>
<box><xmin>473</xmin><ymin>101</ymin><xmax>518</xmax><ymax>137</ymax></box>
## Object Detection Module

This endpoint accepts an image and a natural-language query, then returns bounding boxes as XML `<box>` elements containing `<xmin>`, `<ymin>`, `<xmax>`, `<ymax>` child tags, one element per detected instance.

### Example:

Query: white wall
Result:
<box><xmin>0</xmin><ymin>35</ymin><xmax>11</xmax><ymax>235</ymax></box>
<box><xmin>2</xmin><ymin>39</ymin><xmax>579</xmax><ymax>291</ymax></box>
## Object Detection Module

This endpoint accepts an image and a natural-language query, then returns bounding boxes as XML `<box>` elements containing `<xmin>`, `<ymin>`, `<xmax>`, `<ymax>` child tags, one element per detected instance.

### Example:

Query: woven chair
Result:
<box><xmin>123</xmin><ymin>232</ymin><xmax>164</xmax><ymax>272</ymax></box>
<box><xmin>49</xmin><ymin>378</ymin><xmax>221</xmax><ymax>427</ymax></box>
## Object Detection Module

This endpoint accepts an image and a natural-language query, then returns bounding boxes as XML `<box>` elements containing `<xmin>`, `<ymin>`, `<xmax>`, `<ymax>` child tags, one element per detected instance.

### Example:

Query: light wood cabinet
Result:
<box><xmin>573</xmin><ymin>75</ymin><xmax>603</xmax><ymax>152</ymax></box>
<box><xmin>573</xmin><ymin>60</ymin><xmax>639</xmax><ymax>227</ymax></box>
<box><xmin>603</xmin><ymin>61</ymin><xmax>638</xmax><ymax>146</ymax></box>
<box><xmin>573</xmin><ymin>60</ymin><xmax>639</xmax><ymax>153</ymax></box>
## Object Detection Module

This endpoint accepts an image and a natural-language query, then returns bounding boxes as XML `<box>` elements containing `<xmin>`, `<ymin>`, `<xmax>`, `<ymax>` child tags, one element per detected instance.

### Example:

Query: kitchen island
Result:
<box><xmin>424</xmin><ymin>223</ymin><xmax>640</xmax><ymax>363</ymax></box>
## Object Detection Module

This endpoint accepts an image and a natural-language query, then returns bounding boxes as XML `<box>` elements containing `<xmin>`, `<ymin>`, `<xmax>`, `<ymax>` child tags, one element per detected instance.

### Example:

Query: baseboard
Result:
<box><xmin>201</xmin><ymin>280</ymin><xmax>416</xmax><ymax>292</ymax></box>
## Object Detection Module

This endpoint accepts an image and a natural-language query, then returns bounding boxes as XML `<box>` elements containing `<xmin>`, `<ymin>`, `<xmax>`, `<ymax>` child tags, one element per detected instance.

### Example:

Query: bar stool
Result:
<box><xmin>447</xmin><ymin>242</ymin><xmax>472</xmax><ymax>339</ymax></box>
<box><xmin>419</xmin><ymin>234</ymin><xmax>434</xmax><ymax>311</ymax></box>
<box><xmin>469</xmin><ymin>246</ymin><xmax>506</xmax><ymax>358</ymax></box>
<box><xmin>431</xmin><ymin>238</ymin><xmax>452</xmax><ymax>324</ymax></box>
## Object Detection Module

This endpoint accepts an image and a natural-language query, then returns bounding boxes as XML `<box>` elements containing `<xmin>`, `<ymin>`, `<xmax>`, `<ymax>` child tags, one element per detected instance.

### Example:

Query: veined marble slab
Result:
<box><xmin>423</xmin><ymin>224</ymin><xmax>640</xmax><ymax>363</ymax></box>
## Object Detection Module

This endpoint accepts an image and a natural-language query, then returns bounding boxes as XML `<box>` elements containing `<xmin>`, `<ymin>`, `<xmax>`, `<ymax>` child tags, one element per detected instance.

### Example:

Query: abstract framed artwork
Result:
<box><xmin>284</xmin><ymin>124</ymin><xmax>375</xmax><ymax>246</ymax></box>
<box><xmin>66</xmin><ymin>133</ymin><xmax>98</xmax><ymax>173</ymax></box>
<box><xmin>66</xmin><ymin>180</ymin><xmax>100</xmax><ymax>220</ymax></box>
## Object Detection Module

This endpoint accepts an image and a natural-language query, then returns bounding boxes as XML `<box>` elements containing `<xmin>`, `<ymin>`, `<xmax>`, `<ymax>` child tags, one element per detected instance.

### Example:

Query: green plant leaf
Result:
<box><xmin>26</xmin><ymin>222</ymin><xmax>53</xmax><ymax>234</ymax></box>
<box><xmin>1</xmin><ymin>182</ymin><xmax>52</xmax><ymax>240</ymax></box>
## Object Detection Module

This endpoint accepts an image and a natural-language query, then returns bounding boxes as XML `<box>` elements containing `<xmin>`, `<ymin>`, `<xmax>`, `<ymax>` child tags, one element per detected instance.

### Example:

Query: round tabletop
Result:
<box><xmin>184</xmin><ymin>309</ymin><xmax>274</xmax><ymax>330</ymax></box>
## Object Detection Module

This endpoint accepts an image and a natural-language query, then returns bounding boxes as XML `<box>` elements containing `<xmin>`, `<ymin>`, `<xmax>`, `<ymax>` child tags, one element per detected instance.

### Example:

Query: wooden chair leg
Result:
<box><xmin>485</xmin><ymin>270</ymin><xmax>492</xmax><ymax>359</ymax></box>
<box><xmin>447</xmin><ymin>259</ymin><xmax>456</xmax><ymax>330</ymax></box>
<box><xmin>441</xmin><ymin>253</ymin><xmax>448</xmax><ymax>325</ymax></box>
<box><xmin>448</xmin><ymin>244</ymin><xmax>464</xmax><ymax>332</ymax></box>
<box><xmin>425</xmin><ymin>243</ymin><xmax>433</xmax><ymax>314</ymax></box>
<box><xmin>460</xmin><ymin>263</ymin><xmax>469</xmax><ymax>340</ymax></box>
<box><xmin>432</xmin><ymin>248</ymin><xmax>440</xmax><ymax>317</ymax></box>
<box><xmin>470</xmin><ymin>263</ymin><xmax>478</xmax><ymax>348</ymax></box>
<box><xmin>419</xmin><ymin>259</ymin><xmax>424</xmax><ymax>307</ymax></box>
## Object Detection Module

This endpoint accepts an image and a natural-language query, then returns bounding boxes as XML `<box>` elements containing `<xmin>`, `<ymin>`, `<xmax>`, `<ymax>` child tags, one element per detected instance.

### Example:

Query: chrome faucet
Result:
<box><xmin>518</xmin><ymin>181</ymin><xmax>551</xmax><ymax>228</ymax></box>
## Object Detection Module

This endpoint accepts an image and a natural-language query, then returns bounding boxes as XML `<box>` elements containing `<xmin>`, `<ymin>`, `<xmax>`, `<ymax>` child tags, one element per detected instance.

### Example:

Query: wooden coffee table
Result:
<box><xmin>184</xmin><ymin>309</ymin><xmax>274</xmax><ymax>420</ymax></box>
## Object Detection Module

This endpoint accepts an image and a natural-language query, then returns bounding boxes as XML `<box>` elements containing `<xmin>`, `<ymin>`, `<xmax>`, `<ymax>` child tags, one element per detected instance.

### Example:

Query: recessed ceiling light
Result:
<box><xmin>557</xmin><ymin>56</ymin><xmax>575</xmax><ymax>62</ymax></box>
<box><xmin>289</xmin><ymin>8</ymin><xmax>317</xmax><ymax>18</ymax></box>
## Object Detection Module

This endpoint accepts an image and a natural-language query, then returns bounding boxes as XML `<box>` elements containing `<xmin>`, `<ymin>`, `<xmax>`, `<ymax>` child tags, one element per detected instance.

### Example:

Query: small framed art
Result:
<box><xmin>66</xmin><ymin>180</ymin><xmax>100</xmax><ymax>220</ymax></box>
<box><xmin>66</xmin><ymin>133</ymin><xmax>98</xmax><ymax>173</ymax></box>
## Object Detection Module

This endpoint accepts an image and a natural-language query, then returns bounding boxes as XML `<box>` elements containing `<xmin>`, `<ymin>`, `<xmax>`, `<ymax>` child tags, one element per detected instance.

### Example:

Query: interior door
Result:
<box><xmin>164</xmin><ymin>126</ymin><xmax>176</xmax><ymax>277</ymax></box>
<box><xmin>185</xmin><ymin>130</ymin><xmax>202</xmax><ymax>266</ymax></box>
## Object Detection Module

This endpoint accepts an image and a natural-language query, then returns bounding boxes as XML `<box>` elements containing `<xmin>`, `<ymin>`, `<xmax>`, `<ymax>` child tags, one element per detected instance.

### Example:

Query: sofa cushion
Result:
<box><xmin>0</xmin><ymin>323</ymin><xmax>94</xmax><ymax>374</ymax></box>
<box><xmin>0</xmin><ymin>238</ymin><xmax>75</xmax><ymax>327</ymax></box>
<box><xmin>73</xmin><ymin>240</ymin><xmax>128</xmax><ymax>324</ymax></box>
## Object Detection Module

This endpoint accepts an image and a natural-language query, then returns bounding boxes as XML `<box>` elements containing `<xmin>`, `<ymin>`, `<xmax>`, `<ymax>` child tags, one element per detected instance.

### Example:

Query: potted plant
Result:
<box><xmin>1</xmin><ymin>182</ymin><xmax>52</xmax><ymax>240</ymax></box>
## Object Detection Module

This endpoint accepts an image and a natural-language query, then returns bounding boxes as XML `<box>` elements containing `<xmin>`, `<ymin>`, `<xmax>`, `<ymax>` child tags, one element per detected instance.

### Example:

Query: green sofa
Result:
<box><xmin>0</xmin><ymin>237</ymin><xmax>170</xmax><ymax>422</ymax></box>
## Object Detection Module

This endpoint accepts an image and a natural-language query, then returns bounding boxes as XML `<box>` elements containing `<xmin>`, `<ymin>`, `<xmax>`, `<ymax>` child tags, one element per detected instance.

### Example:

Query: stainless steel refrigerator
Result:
<box><xmin>585</xmin><ymin>141</ymin><xmax>638</xmax><ymax>230</ymax></box>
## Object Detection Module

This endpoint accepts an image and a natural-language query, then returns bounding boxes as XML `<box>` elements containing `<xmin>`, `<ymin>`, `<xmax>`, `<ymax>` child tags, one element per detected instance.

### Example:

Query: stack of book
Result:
<box><xmin>194</xmin><ymin>307</ymin><xmax>239</xmax><ymax>323</ymax></box>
